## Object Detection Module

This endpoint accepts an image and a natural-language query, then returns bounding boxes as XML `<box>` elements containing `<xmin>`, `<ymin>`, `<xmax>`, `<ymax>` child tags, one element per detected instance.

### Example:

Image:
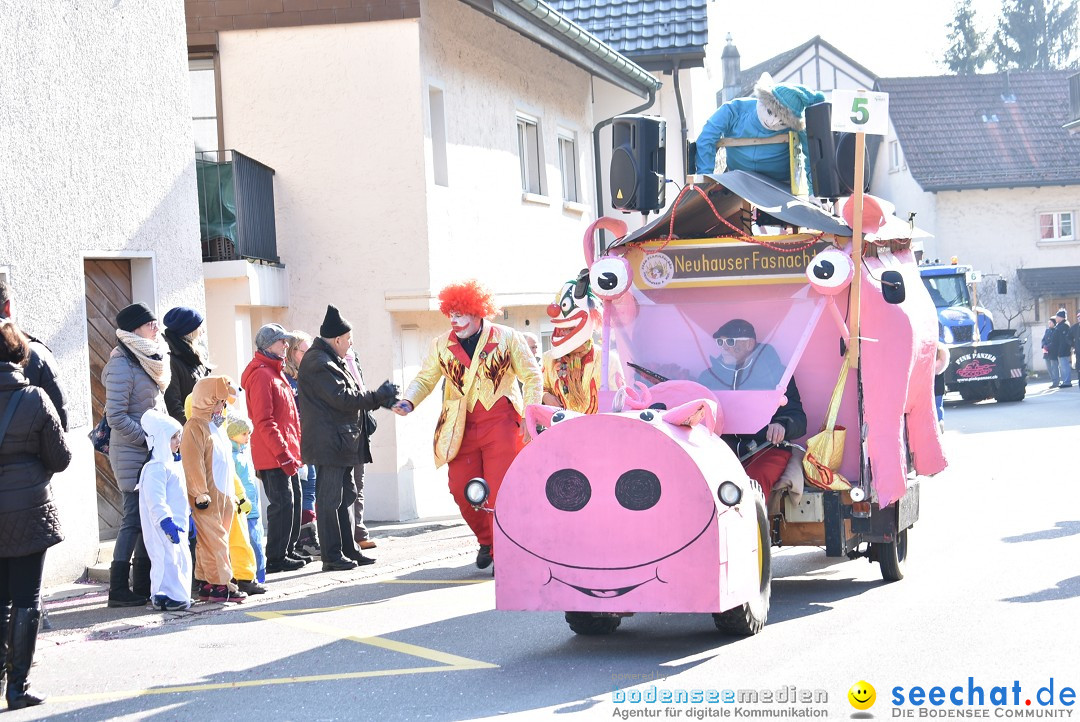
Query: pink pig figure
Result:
<box><xmin>859</xmin><ymin>248</ymin><xmax>948</xmax><ymax>507</ymax></box>
<box><xmin>492</xmin><ymin>389</ymin><xmax>769</xmax><ymax>632</ymax></box>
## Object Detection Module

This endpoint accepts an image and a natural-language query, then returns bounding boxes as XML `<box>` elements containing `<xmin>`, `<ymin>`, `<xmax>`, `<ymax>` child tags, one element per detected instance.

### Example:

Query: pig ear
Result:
<box><xmin>613</xmin><ymin>381</ymin><xmax>651</xmax><ymax>411</ymax></box>
<box><xmin>662</xmin><ymin>399</ymin><xmax>719</xmax><ymax>433</ymax></box>
<box><xmin>525</xmin><ymin>404</ymin><xmax>561</xmax><ymax>433</ymax></box>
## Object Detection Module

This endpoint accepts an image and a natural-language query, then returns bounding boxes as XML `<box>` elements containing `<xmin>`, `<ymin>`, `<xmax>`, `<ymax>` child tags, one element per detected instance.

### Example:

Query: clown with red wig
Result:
<box><xmin>393</xmin><ymin>280</ymin><xmax>542</xmax><ymax>569</ymax></box>
<box><xmin>541</xmin><ymin>273</ymin><xmax>623</xmax><ymax>414</ymax></box>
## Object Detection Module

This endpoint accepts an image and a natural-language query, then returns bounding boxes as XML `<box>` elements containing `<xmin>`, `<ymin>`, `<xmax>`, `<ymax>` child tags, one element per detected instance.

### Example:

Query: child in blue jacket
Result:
<box><xmin>227</xmin><ymin>416</ymin><xmax>266</xmax><ymax>584</ymax></box>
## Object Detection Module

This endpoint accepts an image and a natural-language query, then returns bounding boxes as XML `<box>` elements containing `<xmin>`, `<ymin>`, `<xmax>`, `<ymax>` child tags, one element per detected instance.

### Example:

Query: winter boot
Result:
<box><xmin>5</xmin><ymin>605</ymin><xmax>45</xmax><ymax>710</ymax></box>
<box><xmin>131</xmin><ymin>556</ymin><xmax>152</xmax><ymax>601</ymax></box>
<box><xmin>107</xmin><ymin>561</ymin><xmax>148</xmax><ymax>608</ymax></box>
<box><xmin>296</xmin><ymin>522</ymin><xmax>320</xmax><ymax>557</ymax></box>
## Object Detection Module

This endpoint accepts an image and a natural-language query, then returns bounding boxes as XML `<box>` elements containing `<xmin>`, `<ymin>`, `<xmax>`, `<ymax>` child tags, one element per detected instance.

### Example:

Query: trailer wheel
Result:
<box><xmin>875</xmin><ymin>528</ymin><xmax>909</xmax><ymax>582</ymax></box>
<box><xmin>713</xmin><ymin>484</ymin><xmax>771</xmax><ymax>635</ymax></box>
<box><xmin>993</xmin><ymin>378</ymin><xmax>1026</xmax><ymax>403</ymax></box>
<box><xmin>565</xmin><ymin>612</ymin><xmax>621</xmax><ymax>635</ymax></box>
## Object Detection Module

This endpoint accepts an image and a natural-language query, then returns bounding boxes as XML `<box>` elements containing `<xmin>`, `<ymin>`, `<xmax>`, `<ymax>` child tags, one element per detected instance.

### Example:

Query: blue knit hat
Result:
<box><xmin>163</xmin><ymin>306</ymin><xmax>204</xmax><ymax>336</ymax></box>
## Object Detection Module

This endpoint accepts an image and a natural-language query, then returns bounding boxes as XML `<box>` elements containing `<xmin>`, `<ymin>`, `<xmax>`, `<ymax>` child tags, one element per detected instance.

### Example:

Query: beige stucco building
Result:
<box><xmin>1</xmin><ymin>3</ymin><xmax>204</xmax><ymax>583</ymax></box>
<box><xmin>186</xmin><ymin>0</ymin><xmax>661</xmax><ymax>521</ymax></box>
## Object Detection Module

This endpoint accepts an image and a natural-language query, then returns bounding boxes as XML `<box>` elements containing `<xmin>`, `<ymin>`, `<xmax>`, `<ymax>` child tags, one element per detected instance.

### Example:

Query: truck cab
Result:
<box><xmin>919</xmin><ymin>262</ymin><xmax>1026</xmax><ymax>403</ymax></box>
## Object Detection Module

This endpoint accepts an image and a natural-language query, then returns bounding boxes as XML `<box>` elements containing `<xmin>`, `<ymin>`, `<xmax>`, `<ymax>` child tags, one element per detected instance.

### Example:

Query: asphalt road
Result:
<box><xmin>23</xmin><ymin>381</ymin><xmax>1080</xmax><ymax>721</ymax></box>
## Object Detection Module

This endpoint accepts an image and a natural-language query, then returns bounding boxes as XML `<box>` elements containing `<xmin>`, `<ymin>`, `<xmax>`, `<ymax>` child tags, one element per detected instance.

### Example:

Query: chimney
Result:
<box><xmin>721</xmin><ymin>34</ymin><xmax>741</xmax><ymax>103</ymax></box>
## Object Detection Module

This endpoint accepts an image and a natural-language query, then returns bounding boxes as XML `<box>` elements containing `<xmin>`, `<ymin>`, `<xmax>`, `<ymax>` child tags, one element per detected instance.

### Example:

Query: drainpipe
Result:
<box><xmin>592</xmin><ymin>86</ymin><xmax>658</xmax><ymax>254</ymax></box>
<box><xmin>671</xmin><ymin>59</ymin><xmax>688</xmax><ymax>178</ymax></box>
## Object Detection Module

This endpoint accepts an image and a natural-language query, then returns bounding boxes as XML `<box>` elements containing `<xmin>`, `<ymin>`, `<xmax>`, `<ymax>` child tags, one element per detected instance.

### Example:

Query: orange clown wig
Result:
<box><xmin>437</xmin><ymin>279</ymin><xmax>499</xmax><ymax>319</ymax></box>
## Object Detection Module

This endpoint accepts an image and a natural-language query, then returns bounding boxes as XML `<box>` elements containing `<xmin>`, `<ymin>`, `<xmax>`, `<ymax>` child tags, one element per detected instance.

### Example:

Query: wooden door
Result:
<box><xmin>84</xmin><ymin>259</ymin><xmax>133</xmax><ymax>539</ymax></box>
<box><xmin>1050</xmin><ymin>298</ymin><xmax>1077</xmax><ymax>322</ymax></box>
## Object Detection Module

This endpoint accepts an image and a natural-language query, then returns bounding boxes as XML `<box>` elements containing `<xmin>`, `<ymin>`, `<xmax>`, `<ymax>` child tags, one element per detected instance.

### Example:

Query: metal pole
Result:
<box><xmin>847</xmin><ymin>132</ymin><xmax>867</xmax><ymax>368</ymax></box>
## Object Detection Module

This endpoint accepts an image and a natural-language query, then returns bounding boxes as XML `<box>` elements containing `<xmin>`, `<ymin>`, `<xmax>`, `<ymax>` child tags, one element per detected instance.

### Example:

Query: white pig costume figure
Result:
<box><xmin>137</xmin><ymin>409</ymin><xmax>193</xmax><ymax>611</ymax></box>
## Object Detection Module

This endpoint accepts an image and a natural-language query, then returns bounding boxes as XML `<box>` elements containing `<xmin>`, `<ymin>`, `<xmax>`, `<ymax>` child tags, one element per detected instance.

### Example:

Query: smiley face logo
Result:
<box><xmin>848</xmin><ymin>680</ymin><xmax>876</xmax><ymax>710</ymax></box>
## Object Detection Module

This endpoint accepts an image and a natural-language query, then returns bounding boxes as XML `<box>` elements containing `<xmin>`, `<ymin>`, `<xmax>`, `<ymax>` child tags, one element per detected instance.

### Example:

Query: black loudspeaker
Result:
<box><xmin>610</xmin><ymin>115</ymin><xmax>666</xmax><ymax>212</ymax></box>
<box><xmin>805</xmin><ymin>102</ymin><xmax>870</xmax><ymax>198</ymax></box>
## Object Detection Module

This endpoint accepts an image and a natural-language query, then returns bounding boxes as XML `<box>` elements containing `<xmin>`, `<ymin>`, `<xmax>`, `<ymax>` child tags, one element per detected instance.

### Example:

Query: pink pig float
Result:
<box><xmin>491</xmin><ymin>392</ymin><xmax>771</xmax><ymax>635</ymax></box>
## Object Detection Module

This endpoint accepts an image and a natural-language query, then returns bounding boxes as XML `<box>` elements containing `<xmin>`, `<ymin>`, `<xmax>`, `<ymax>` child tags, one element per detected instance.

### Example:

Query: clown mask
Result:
<box><xmin>449</xmin><ymin>311</ymin><xmax>482</xmax><ymax>339</ymax></box>
<box><xmin>546</xmin><ymin>278</ymin><xmax>600</xmax><ymax>359</ymax></box>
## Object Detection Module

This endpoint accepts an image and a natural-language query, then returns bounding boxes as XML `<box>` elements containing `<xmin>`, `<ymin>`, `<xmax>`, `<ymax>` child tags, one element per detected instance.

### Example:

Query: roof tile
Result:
<box><xmin>546</xmin><ymin>0</ymin><xmax>707</xmax><ymax>59</ymax></box>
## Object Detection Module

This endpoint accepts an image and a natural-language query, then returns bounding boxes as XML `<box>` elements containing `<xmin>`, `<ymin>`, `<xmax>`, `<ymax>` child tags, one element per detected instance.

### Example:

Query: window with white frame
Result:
<box><xmin>517</xmin><ymin>114</ymin><xmax>544</xmax><ymax>195</ymax></box>
<box><xmin>558</xmin><ymin>131</ymin><xmax>579</xmax><ymax>202</ymax></box>
<box><xmin>889</xmin><ymin>140</ymin><xmax>903</xmax><ymax>172</ymax></box>
<box><xmin>1039</xmin><ymin>211</ymin><xmax>1075</xmax><ymax>242</ymax></box>
<box><xmin>189</xmin><ymin>57</ymin><xmax>220</xmax><ymax>158</ymax></box>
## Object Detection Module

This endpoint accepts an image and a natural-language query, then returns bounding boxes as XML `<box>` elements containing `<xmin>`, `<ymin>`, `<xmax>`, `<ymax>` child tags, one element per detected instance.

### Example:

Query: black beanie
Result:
<box><xmin>320</xmin><ymin>304</ymin><xmax>352</xmax><ymax>338</ymax></box>
<box><xmin>116</xmin><ymin>303</ymin><xmax>156</xmax><ymax>333</ymax></box>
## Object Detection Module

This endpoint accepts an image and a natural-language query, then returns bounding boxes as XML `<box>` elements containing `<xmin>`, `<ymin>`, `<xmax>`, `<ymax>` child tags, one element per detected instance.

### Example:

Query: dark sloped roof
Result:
<box><xmin>735</xmin><ymin>35</ymin><xmax>878</xmax><ymax>97</ymax></box>
<box><xmin>876</xmin><ymin>71</ymin><xmax>1080</xmax><ymax>191</ymax></box>
<box><xmin>1017</xmin><ymin>266</ymin><xmax>1080</xmax><ymax>296</ymax></box>
<box><xmin>545</xmin><ymin>0</ymin><xmax>708</xmax><ymax>65</ymax></box>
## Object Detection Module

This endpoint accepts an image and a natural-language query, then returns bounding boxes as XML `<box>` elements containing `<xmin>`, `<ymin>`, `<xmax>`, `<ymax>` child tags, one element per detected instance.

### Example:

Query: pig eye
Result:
<box><xmin>615</xmin><ymin>469</ymin><xmax>661</xmax><ymax>511</ymax></box>
<box><xmin>589</xmin><ymin>257</ymin><xmax>632</xmax><ymax>300</ymax></box>
<box><xmin>805</xmin><ymin>249</ymin><xmax>853</xmax><ymax>295</ymax></box>
<box><xmin>638</xmin><ymin>410</ymin><xmax>655</xmax><ymax>422</ymax></box>
<box><xmin>552</xmin><ymin>411</ymin><xmax>566</xmax><ymax>424</ymax></box>
<box><xmin>546</xmin><ymin>469</ymin><xmax>591</xmax><ymax>512</ymax></box>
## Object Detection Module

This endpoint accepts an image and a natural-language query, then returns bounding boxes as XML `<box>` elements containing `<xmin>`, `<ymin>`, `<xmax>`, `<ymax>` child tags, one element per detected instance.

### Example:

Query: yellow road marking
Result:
<box><xmin>51</xmin><ymin>588</ymin><xmax>498</xmax><ymax>704</ymax></box>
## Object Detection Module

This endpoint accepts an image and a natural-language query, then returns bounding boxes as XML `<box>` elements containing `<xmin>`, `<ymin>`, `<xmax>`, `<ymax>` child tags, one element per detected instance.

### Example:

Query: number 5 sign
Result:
<box><xmin>831</xmin><ymin>89</ymin><xmax>889</xmax><ymax>135</ymax></box>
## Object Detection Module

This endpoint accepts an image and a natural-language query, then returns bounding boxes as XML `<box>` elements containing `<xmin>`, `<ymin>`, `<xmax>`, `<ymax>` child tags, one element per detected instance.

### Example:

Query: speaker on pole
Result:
<box><xmin>805</xmin><ymin>102</ymin><xmax>869</xmax><ymax>198</ymax></box>
<box><xmin>610</xmin><ymin>115</ymin><xmax>666</xmax><ymax>212</ymax></box>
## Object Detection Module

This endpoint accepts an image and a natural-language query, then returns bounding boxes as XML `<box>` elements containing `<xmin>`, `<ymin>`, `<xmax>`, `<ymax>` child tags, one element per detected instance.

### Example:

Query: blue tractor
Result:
<box><xmin>920</xmin><ymin>262</ymin><xmax>1027</xmax><ymax>403</ymax></box>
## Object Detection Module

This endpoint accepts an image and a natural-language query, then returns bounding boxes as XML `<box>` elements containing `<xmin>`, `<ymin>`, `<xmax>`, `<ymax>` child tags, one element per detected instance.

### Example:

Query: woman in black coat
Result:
<box><xmin>0</xmin><ymin>320</ymin><xmax>71</xmax><ymax>709</ymax></box>
<box><xmin>162</xmin><ymin>307</ymin><xmax>210</xmax><ymax>424</ymax></box>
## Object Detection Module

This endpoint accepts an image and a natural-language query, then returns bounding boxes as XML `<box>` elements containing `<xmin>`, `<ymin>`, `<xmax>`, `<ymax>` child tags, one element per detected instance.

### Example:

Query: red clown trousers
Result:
<box><xmin>447</xmin><ymin>399</ymin><xmax>524</xmax><ymax>548</ymax></box>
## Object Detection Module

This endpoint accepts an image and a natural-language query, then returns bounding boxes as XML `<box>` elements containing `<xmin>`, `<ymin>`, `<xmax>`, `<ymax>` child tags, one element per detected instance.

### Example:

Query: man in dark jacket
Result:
<box><xmin>241</xmin><ymin>323</ymin><xmax>306</xmax><ymax>573</ymax></box>
<box><xmin>0</xmin><ymin>281</ymin><xmax>67</xmax><ymax>430</ymax></box>
<box><xmin>1050</xmin><ymin>310</ymin><xmax>1073</xmax><ymax>388</ymax></box>
<box><xmin>1073</xmin><ymin>312</ymin><xmax>1080</xmax><ymax>380</ymax></box>
<box><xmin>162</xmin><ymin>306</ymin><xmax>209</xmax><ymax>424</ymax></box>
<box><xmin>1042</xmin><ymin>318</ymin><xmax>1060</xmax><ymax>387</ymax></box>
<box><xmin>298</xmin><ymin>305</ymin><xmax>397</xmax><ymax>572</ymax></box>
<box><xmin>710</xmin><ymin>320</ymin><xmax>807</xmax><ymax>500</ymax></box>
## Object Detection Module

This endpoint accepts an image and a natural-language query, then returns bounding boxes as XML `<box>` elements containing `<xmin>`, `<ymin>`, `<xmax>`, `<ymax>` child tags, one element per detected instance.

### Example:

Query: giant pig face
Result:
<box><xmin>494</xmin><ymin>402</ymin><xmax>743</xmax><ymax>612</ymax></box>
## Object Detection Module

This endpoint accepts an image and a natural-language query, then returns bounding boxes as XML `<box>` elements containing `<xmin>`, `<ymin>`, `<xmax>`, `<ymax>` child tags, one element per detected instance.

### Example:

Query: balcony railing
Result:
<box><xmin>1068</xmin><ymin>72</ymin><xmax>1080</xmax><ymax>131</ymax></box>
<box><xmin>196</xmin><ymin>149</ymin><xmax>279</xmax><ymax>263</ymax></box>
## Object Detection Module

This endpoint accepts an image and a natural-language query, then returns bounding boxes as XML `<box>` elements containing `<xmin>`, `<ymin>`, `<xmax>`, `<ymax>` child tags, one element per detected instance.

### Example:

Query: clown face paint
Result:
<box><xmin>546</xmin><ymin>281</ymin><xmax>597</xmax><ymax>359</ymax></box>
<box><xmin>449</xmin><ymin>311</ymin><xmax>482</xmax><ymax>339</ymax></box>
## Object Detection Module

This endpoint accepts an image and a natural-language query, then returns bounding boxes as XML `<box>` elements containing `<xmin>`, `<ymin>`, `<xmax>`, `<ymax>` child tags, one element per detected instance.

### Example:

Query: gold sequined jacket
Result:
<box><xmin>404</xmin><ymin>322</ymin><xmax>542</xmax><ymax>467</ymax></box>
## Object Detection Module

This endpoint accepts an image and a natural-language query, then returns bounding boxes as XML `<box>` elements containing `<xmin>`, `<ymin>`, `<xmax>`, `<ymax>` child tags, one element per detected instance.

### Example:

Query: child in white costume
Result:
<box><xmin>138</xmin><ymin>410</ymin><xmax>193</xmax><ymax>611</ymax></box>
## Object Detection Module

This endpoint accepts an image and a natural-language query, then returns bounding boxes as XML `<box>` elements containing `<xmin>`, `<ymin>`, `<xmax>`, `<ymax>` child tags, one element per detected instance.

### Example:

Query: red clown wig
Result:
<box><xmin>437</xmin><ymin>279</ymin><xmax>499</xmax><ymax>319</ymax></box>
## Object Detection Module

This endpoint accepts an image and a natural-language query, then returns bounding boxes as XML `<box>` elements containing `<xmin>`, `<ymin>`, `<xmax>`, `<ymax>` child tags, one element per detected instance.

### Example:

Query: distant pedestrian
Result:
<box><xmin>1042</xmin><ymin>318</ymin><xmax>1059</xmax><ymax>387</ymax></box>
<box><xmin>0</xmin><ymin>319</ymin><xmax>71</xmax><ymax>709</ymax></box>
<box><xmin>162</xmin><ymin>306</ymin><xmax>210</xmax><ymax>424</ymax></box>
<box><xmin>104</xmin><ymin>302</ymin><xmax>169</xmax><ymax>608</ymax></box>
<box><xmin>1073</xmin><ymin>312</ymin><xmax>1080</xmax><ymax>380</ymax></box>
<box><xmin>241</xmin><ymin>324</ymin><xmax>306</xmax><ymax>573</ymax></box>
<box><xmin>1050</xmin><ymin>310</ymin><xmax>1072</xmax><ymax>388</ymax></box>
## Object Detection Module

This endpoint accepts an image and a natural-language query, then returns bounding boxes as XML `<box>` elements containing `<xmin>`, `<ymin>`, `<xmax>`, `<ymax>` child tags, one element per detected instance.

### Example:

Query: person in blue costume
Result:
<box><xmin>695</xmin><ymin>73</ymin><xmax>825</xmax><ymax>192</ymax></box>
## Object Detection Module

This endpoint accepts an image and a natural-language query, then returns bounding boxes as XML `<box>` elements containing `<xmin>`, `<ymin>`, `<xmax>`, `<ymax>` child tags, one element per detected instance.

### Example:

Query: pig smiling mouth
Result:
<box><xmin>546</xmin><ymin>569</ymin><xmax>665</xmax><ymax>598</ymax></box>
